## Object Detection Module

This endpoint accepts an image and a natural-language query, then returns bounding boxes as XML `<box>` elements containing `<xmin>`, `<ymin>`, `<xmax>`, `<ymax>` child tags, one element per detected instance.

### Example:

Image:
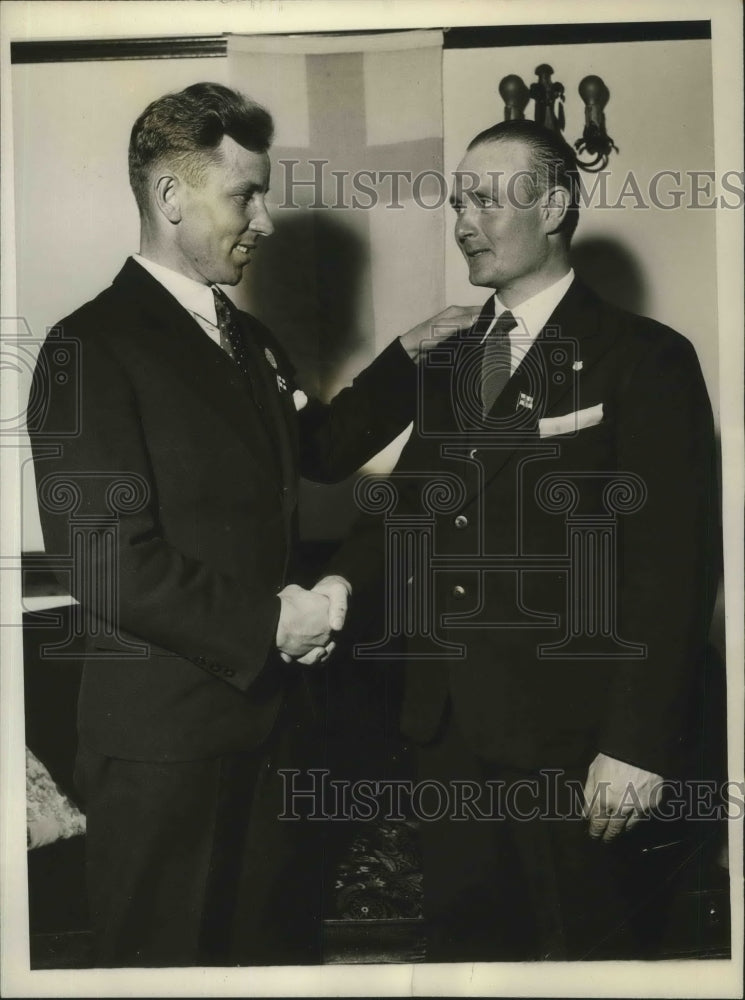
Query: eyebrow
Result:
<box><xmin>448</xmin><ymin>187</ymin><xmax>496</xmax><ymax>206</ymax></box>
<box><xmin>233</xmin><ymin>182</ymin><xmax>268</xmax><ymax>196</ymax></box>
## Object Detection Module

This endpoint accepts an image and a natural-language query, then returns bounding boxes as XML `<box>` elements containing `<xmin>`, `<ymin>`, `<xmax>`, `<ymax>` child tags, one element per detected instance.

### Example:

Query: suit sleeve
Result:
<box><xmin>598</xmin><ymin>332</ymin><xmax>720</xmax><ymax>776</ymax></box>
<box><xmin>293</xmin><ymin>338</ymin><xmax>418</xmax><ymax>483</ymax></box>
<box><xmin>29</xmin><ymin>331</ymin><xmax>281</xmax><ymax>694</ymax></box>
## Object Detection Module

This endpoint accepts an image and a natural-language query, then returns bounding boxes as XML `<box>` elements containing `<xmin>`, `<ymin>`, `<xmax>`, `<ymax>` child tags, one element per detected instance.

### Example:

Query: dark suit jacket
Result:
<box><xmin>334</xmin><ymin>278</ymin><xmax>720</xmax><ymax>777</ymax></box>
<box><xmin>29</xmin><ymin>257</ymin><xmax>416</xmax><ymax>762</ymax></box>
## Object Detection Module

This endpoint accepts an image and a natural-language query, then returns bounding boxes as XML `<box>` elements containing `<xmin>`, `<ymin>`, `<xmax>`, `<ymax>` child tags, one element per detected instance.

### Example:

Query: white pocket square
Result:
<box><xmin>538</xmin><ymin>403</ymin><xmax>604</xmax><ymax>439</ymax></box>
<box><xmin>293</xmin><ymin>389</ymin><xmax>308</xmax><ymax>412</ymax></box>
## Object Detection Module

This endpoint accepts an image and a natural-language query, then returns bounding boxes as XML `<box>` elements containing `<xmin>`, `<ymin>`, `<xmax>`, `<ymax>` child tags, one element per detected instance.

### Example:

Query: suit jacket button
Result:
<box><xmin>453</xmin><ymin>585</ymin><xmax>466</xmax><ymax>598</ymax></box>
<box><xmin>224</xmin><ymin>668</ymin><xmax>235</xmax><ymax>678</ymax></box>
<box><xmin>454</xmin><ymin>515</ymin><xmax>468</xmax><ymax>529</ymax></box>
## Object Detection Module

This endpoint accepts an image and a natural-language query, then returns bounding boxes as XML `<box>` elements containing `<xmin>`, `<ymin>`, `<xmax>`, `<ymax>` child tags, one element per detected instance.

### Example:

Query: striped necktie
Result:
<box><xmin>481</xmin><ymin>310</ymin><xmax>517</xmax><ymax>416</ymax></box>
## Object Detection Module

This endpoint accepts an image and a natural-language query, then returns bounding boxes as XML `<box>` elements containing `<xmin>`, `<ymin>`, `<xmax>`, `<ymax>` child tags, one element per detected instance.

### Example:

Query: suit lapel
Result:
<box><xmin>111</xmin><ymin>259</ymin><xmax>283</xmax><ymax>486</ymax></box>
<box><xmin>457</xmin><ymin>279</ymin><xmax>607</xmax><ymax>503</ymax></box>
<box><xmin>233</xmin><ymin>311</ymin><xmax>299</xmax><ymax>520</ymax></box>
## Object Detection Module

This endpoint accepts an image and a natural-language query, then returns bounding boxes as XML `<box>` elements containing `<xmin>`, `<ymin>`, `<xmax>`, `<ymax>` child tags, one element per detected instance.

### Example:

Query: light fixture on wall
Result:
<box><xmin>498</xmin><ymin>64</ymin><xmax>618</xmax><ymax>172</ymax></box>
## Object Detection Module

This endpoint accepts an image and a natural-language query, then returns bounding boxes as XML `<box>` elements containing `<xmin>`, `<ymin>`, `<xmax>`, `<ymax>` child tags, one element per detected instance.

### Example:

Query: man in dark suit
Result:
<box><xmin>27</xmin><ymin>82</ymin><xmax>472</xmax><ymax>967</ymax></box>
<box><xmin>332</xmin><ymin>120</ymin><xmax>720</xmax><ymax>960</ymax></box>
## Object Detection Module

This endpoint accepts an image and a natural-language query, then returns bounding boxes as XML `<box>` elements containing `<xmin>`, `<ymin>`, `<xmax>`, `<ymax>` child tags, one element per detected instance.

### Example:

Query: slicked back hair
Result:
<box><xmin>467</xmin><ymin>120</ymin><xmax>581</xmax><ymax>241</ymax></box>
<box><xmin>128</xmin><ymin>82</ymin><xmax>274</xmax><ymax>215</ymax></box>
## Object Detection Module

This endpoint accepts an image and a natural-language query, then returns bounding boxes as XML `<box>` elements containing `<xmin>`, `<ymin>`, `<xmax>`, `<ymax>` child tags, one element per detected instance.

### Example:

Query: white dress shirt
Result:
<box><xmin>483</xmin><ymin>269</ymin><xmax>575</xmax><ymax>373</ymax></box>
<box><xmin>133</xmin><ymin>254</ymin><xmax>223</xmax><ymax>346</ymax></box>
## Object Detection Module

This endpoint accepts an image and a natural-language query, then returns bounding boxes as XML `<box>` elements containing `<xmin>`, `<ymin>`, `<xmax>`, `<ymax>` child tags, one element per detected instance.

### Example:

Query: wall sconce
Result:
<box><xmin>498</xmin><ymin>64</ymin><xmax>618</xmax><ymax>172</ymax></box>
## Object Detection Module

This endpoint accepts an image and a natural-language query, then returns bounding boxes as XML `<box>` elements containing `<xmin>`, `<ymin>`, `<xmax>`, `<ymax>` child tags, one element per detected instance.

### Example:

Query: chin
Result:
<box><xmin>468</xmin><ymin>268</ymin><xmax>497</xmax><ymax>288</ymax></box>
<box><xmin>219</xmin><ymin>267</ymin><xmax>244</xmax><ymax>286</ymax></box>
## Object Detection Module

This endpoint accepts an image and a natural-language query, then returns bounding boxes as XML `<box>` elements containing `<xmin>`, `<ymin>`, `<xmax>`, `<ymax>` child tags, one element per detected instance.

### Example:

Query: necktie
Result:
<box><xmin>212</xmin><ymin>287</ymin><xmax>263</xmax><ymax>410</ymax></box>
<box><xmin>213</xmin><ymin>287</ymin><xmax>244</xmax><ymax>367</ymax></box>
<box><xmin>481</xmin><ymin>310</ymin><xmax>517</xmax><ymax>416</ymax></box>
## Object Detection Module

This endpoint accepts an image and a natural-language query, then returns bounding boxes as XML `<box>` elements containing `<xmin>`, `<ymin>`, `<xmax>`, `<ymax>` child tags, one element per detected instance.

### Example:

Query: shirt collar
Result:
<box><xmin>133</xmin><ymin>254</ymin><xmax>219</xmax><ymax>327</ymax></box>
<box><xmin>494</xmin><ymin>268</ymin><xmax>575</xmax><ymax>341</ymax></box>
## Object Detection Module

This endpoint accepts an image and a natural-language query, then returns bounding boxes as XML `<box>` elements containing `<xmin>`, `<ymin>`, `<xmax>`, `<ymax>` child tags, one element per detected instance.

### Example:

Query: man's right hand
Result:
<box><xmin>276</xmin><ymin>584</ymin><xmax>333</xmax><ymax>663</ymax></box>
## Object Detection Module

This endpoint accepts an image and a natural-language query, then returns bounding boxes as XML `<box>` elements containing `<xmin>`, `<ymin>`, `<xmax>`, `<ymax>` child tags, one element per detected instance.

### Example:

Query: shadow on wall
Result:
<box><xmin>237</xmin><ymin>209</ymin><xmax>372</xmax><ymax>400</ymax></box>
<box><xmin>571</xmin><ymin>236</ymin><xmax>648</xmax><ymax>317</ymax></box>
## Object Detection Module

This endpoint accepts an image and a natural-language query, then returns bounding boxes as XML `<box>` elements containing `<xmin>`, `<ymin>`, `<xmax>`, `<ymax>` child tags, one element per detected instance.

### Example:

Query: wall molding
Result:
<box><xmin>10</xmin><ymin>35</ymin><xmax>227</xmax><ymax>64</ymax></box>
<box><xmin>443</xmin><ymin>21</ymin><xmax>711</xmax><ymax>48</ymax></box>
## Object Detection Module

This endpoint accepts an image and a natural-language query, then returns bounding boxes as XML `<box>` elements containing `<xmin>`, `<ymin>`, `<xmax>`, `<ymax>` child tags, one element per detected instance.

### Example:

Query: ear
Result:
<box><xmin>542</xmin><ymin>185</ymin><xmax>570</xmax><ymax>235</ymax></box>
<box><xmin>153</xmin><ymin>172</ymin><xmax>182</xmax><ymax>225</ymax></box>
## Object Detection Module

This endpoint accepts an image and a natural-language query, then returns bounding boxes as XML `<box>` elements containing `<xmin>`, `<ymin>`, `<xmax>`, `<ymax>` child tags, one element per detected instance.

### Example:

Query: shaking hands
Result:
<box><xmin>276</xmin><ymin>575</ymin><xmax>352</xmax><ymax>666</ymax></box>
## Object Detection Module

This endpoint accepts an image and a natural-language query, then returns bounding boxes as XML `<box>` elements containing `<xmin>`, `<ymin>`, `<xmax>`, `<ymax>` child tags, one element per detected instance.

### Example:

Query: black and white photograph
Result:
<box><xmin>1</xmin><ymin>1</ymin><xmax>743</xmax><ymax>997</ymax></box>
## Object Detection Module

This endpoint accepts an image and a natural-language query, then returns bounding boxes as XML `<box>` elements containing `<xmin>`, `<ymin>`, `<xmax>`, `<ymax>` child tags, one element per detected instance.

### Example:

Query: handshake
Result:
<box><xmin>275</xmin><ymin>575</ymin><xmax>352</xmax><ymax>666</ymax></box>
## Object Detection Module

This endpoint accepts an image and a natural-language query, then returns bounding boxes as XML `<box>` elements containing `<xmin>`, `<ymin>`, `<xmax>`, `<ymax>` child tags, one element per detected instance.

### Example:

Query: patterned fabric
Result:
<box><xmin>212</xmin><ymin>286</ymin><xmax>240</xmax><ymax>364</ymax></box>
<box><xmin>26</xmin><ymin>748</ymin><xmax>85</xmax><ymax>850</ymax></box>
<box><xmin>212</xmin><ymin>286</ymin><xmax>270</xmax><ymax>416</ymax></box>
<box><xmin>333</xmin><ymin>820</ymin><xmax>422</xmax><ymax>919</ymax></box>
<box><xmin>481</xmin><ymin>310</ymin><xmax>517</xmax><ymax>415</ymax></box>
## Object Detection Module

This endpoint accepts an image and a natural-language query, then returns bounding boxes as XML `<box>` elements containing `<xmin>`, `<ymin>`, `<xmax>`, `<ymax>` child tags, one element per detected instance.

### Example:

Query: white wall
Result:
<box><xmin>443</xmin><ymin>38</ymin><xmax>719</xmax><ymax>422</ymax></box>
<box><xmin>13</xmin><ymin>57</ymin><xmax>230</xmax><ymax>348</ymax></box>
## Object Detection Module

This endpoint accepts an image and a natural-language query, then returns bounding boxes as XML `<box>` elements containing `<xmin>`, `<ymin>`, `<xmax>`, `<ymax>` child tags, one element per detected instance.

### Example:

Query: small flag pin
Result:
<box><xmin>517</xmin><ymin>392</ymin><xmax>534</xmax><ymax>410</ymax></box>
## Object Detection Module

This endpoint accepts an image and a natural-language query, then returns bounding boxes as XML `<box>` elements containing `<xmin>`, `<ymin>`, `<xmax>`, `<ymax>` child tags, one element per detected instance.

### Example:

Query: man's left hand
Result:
<box><xmin>309</xmin><ymin>574</ymin><xmax>351</xmax><ymax>632</ymax></box>
<box><xmin>583</xmin><ymin>752</ymin><xmax>663</xmax><ymax>843</ymax></box>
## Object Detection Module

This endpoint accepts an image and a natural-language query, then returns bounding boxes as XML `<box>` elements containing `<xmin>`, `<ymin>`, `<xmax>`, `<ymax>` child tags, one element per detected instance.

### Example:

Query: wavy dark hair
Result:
<box><xmin>128</xmin><ymin>82</ymin><xmax>274</xmax><ymax>213</ymax></box>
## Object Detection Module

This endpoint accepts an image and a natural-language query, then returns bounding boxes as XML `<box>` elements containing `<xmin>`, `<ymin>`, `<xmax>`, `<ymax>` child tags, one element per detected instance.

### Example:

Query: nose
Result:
<box><xmin>455</xmin><ymin>203</ymin><xmax>477</xmax><ymax>244</ymax></box>
<box><xmin>249</xmin><ymin>196</ymin><xmax>274</xmax><ymax>238</ymax></box>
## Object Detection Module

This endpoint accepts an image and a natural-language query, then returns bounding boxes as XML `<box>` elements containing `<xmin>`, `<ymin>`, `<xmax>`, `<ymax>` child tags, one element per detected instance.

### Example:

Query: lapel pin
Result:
<box><xmin>264</xmin><ymin>347</ymin><xmax>278</xmax><ymax>369</ymax></box>
<box><xmin>517</xmin><ymin>392</ymin><xmax>534</xmax><ymax>410</ymax></box>
<box><xmin>572</xmin><ymin>360</ymin><xmax>583</xmax><ymax>371</ymax></box>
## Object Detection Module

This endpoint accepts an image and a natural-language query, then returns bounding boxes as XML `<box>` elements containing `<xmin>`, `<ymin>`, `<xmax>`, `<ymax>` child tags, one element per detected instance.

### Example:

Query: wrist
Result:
<box><xmin>275</xmin><ymin>587</ymin><xmax>295</xmax><ymax>651</ymax></box>
<box><xmin>398</xmin><ymin>330</ymin><xmax>422</xmax><ymax>361</ymax></box>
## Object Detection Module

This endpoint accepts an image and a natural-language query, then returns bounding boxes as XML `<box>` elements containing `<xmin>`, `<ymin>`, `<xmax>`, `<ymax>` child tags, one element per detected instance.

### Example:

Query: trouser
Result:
<box><xmin>415</xmin><ymin>709</ymin><xmax>644</xmax><ymax>962</ymax></box>
<box><xmin>74</xmin><ymin>695</ymin><xmax>324</xmax><ymax>967</ymax></box>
